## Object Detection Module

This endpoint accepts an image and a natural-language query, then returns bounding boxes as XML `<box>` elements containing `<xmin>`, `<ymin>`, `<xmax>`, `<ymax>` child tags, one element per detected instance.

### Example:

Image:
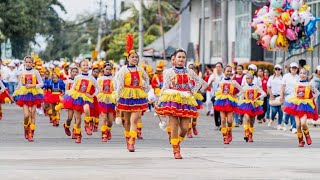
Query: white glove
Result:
<box><xmin>158</xmin><ymin>121</ymin><xmax>167</xmax><ymax>131</ymax></box>
<box><xmin>148</xmin><ymin>88</ymin><xmax>157</xmax><ymax>102</ymax></box>
<box><xmin>115</xmin><ymin>117</ymin><xmax>122</xmax><ymax>125</ymax></box>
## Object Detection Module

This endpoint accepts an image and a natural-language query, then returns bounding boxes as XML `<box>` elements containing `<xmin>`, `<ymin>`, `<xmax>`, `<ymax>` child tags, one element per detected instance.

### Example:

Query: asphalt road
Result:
<box><xmin>0</xmin><ymin>104</ymin><xmax>320</xmax><ymax>180</ymax></box>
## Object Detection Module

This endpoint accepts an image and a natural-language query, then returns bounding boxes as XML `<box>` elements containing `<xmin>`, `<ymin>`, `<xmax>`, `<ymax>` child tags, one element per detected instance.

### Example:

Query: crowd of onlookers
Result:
<box><xmin>197</xmin><ymin>60</ymin><xmax>320</xmax><ymax>133</ymax></box>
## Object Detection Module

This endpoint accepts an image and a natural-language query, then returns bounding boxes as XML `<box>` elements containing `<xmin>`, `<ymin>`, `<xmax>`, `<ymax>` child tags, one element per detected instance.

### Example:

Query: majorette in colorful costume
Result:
<box><xmin>283</xmin><ymin>66</ymin><xmax>319</xmax><ymax>147</ymax></box>
<box><xmin>44</xmin><ymin>74</ymin><xmax>65</xmax><ymax>126</ymax></box>
<box><xmin>115</xmin><ymin>33</ymin><xmax>150</xmax><ymax>152</ymax></box>
<box><xmin>14</xmin><ymin>69</ymin><xmax>44</xmax><ymax>107</ymax></box>
<box><xmin>90</xmin><ymin>63</ymin><xmax>101</xmax><ymax>132</ymax></box>
<box><xmin>63</xmin><ymin>64</ymin><xmax>100</xmax><ymax>143</ymax></box>
<box><xmin>237</xmin><ymin>71</ymin><xmax>266</xmax><ymax>143</ymax></box>
<box><xmin>61</xmin><ymin>65</ymin><xmax>79</xmax><ymax>139</ymax></box>
<box><xmin>156</xmin><ymin>67</ymin><xmax>201</xmax><ymax>118</ymax></box>
<box><xmin>60</xmin><ymin>61</ymin><xmax>70</xmax><ymax>81</ymax></box>
<box><xmin>155</xmin><ymin>54</ymin><xmax>202</xmax><ymax>159</ymax></box>
<box><xmin>0</xmin><ymin>80</ymin><xmax>13</xmax><ymax>120</ymax></box>
<box><xmin>97</xmin><ymin>69</ymin><xmax>116</xmax><ymax>142</ymax></box>
<box><xmin>214</xmin><ymin>74</ymin><xmax>243</xmax><ymax>144</ymax></box>
<box><xmin>151</xmin><ymin>61</ymin><xmax>164</xmax><ymax>97</ymax></box>
<box><xmin>283</xmin><ymin>81</ymin><xmax>319</xmax><ymax>120</ymax></box>
<box><xmin>13</xmin><ymin>56</ymin><xmax>44</xmax><ymax>142</ymax></box>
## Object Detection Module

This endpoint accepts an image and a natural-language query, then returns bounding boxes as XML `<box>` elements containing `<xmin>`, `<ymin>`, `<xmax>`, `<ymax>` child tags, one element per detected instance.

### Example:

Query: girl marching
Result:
<box><xmin>97</xmin><ymin>62</ymin><xmax>116</xmax><ymax>142</ymax></box>
<box><xmin>237</xmin><ymin>71</ymin><xmax>266</xmax><ymax>142</ymax></box>
<box><xmin>62</xmin><ymin>66</ymin><xmax>79</xmax><ymax>138</ymax></box>
<box><xmin>155</xmin><ymin>48</ymin><xmax>201</xmax><ymax>159</ymax></box>
<box><xmin>283</xmin><ymin>66</ymin><xmax>319</xmax><ymax>147</ymax></box>
<box><xmin>44</xmin><ymin>73</ymin><xmax>65</xmax><ymax>127</ymax></box>
<box><xmin>63</xmin><ymin>60</ymin><xmax>100</xmax><ymax>143</ymax></box>
<box><xmin>214</xmin><ymin>65</ymin><xmax>243</xmax><ymax>144</ymax></box>
<box><xmin>115</xmin><ymin>34</ymin><xmax>150</xmax><ymax>152</ymax></box>
<box><xmin>90</xmin><ymin>64</ymin><xmax>101</xmax><ymax>132</ymax></box>
<box><xmin>13</xmin><ymin>56</ymin><xmax>44</xmax><ymax>142</ymax></box>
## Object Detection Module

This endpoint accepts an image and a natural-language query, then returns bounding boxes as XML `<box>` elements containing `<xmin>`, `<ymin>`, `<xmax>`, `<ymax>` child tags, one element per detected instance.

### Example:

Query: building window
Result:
<box><xmin>235</xmin><ymin>1</ymin><xmax>250</xmax><ymax>58</ymax></box>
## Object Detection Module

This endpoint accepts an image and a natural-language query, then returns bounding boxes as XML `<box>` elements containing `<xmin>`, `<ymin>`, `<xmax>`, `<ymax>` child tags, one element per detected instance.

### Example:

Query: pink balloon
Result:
<box><xmin>286</xmin><ymin>29</ymin><xmax>297</xmax><ymax>41</ymax></box>
<box><xmin>261</xmin><ymin>35</ymin><xmax>272</xmax><ymax>48</ymax></box>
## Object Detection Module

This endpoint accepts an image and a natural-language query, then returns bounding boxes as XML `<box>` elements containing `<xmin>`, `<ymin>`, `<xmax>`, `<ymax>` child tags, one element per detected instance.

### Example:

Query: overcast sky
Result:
<box><xmin>57</xmin><ymin>0</ymin><xmax>98</xmax><ymax>20</ymax></box>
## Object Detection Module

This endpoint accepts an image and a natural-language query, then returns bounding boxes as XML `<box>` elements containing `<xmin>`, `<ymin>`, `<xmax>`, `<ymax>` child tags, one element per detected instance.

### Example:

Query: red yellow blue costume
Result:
<box><xmin>63</xmin><ymin>73</ymin><xmax>100</xmax><ymax>112</ymax></box>
<box><xmin>155</xmin><ymin>67</ymin><xmax>201</xmax><ymax>118</ymax></box>
<box><xmin>97</xmin><ymin>74</ymin><xmax>116</xmax><ymax>114</ymax></box>
<box><xmin>13</xmin><ymin>68</ymin><xmax>44</xmax><ymax>107</ymax></box>
<box><xmin>151</xmin><ymin>73</ymin><xmax>163</xmax><ymax>97</ymax></box>
<box><xmin>237</xmin><ymin>83</ymin><xmax>266</xmax><ymax>116</ymax></box>
<box><xmin>115</xmin><ymin>65</ymin><xmax>149</xmax><ymax>112</ymax></box>
<box><xmin>44</xmin><ymin>80</ymin><xmax>65</xmax><ymax>104</ymax></box>
<box><xmin>214</xmin><ymin>78</ymin><xmax>243</xmax><ymax>112</ymax></box>
<box><xmin>0</xmin><ymin>81</ymin><xmax>11</xmax><ymax>104</ymax></box>
<box><xmin>283</xmin><ymin>81</ymin><xmax>319</xmax><ymax>120</ymax></box>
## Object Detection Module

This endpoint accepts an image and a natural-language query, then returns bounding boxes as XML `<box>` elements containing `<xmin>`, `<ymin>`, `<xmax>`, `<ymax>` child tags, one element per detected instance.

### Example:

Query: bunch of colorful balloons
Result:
<box><xmin>251</xmin><ymin>0</ymin><xmax>320</xmax><ymax>53</ymax></box>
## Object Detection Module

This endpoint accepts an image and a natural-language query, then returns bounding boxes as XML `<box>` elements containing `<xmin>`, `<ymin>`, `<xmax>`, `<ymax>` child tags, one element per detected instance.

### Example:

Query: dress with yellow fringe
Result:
<box><xmin>115</xmin><ymin>65</ymin><xmax>149</xmax><ymax>112</ymax></box>
<box><xmin>283</xmin><ymin>81</ymin><xmax>319</xmax><ymax>120</ymax></box>
<box><xmin>155</xmin><ymin>67</ymin><xmax>201</xmax><ymax>118</ymax></box>
<box><xmin>97</xmin><ymin>74</ymin><xmax>116</xmax><ymax>114</ymax></box>
<box><xmin>237</xmin><ymin>83</ymin><xmax>266</xmax><ymax>116</ymax></box>
<box><xmin>63</xmin><ymin>73</ymin><xmax>100</xmax><ymax>112</ymax></box>
<box><xmin>13</xmin><ymin>69</ymin><xmax>44</xmax><ymax>107</ymax></box>
<box><xmin>214</xmin><ymin>78</ymin><xmax>243</xmax><ymax>112</ymax></box>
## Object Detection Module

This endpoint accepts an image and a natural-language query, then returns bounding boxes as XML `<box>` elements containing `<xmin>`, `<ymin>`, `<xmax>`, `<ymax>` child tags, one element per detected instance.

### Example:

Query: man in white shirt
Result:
<box><xmin>208</xmin><ymin>62</ymin><xmax>224</xmax><ymax>130</ymax></box>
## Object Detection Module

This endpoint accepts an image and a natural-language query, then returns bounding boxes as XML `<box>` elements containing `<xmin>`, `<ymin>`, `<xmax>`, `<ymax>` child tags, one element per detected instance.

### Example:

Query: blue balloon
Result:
<box><xmin>283</xmin><ymin>1</ymin><xmax>292</xmax><ymax>10</ymax></box>
<box><xmin>305</xmin><ymin>17</ymin><xmax>320</xmax><ymax>38</ymax></box>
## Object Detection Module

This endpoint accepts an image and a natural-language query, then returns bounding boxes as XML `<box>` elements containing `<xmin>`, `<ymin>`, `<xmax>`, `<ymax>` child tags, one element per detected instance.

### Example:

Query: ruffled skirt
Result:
<box><xmin>283</xmin><ymin>97</ymin><xmax>318</xmax><ymax>120</ymax></box>
<box><xmin>214</xmin><ymin>92</ymin><xmax>238</xmax><ymax>112</ymax></box>
<box><xmin>97</xmin><ymin>93</ymin><xmax>116</xmax><ymax>113</ymax></box>
<box><xmin>237</xmin><ymin>99</ymin><xmax>263</xmax><ymax>116</ymax></box>
<box><xmin>116</xmin><ymin>87</ymin><xmax>148</xmax><ymax>112</ymax></box>
<box><xmin>63</xmin><ymin>89</ymin><xmax>93</xmax><ymax>112</ymax></box>
<box><xmin>155</xmin><ymin>89</ymin><xmax>198</xmax><ymax>118</ymax></box>
<box><xmin>14</xmin><ymin>86</ymin><xmax>44</xmax><ymax>107</ymax></box>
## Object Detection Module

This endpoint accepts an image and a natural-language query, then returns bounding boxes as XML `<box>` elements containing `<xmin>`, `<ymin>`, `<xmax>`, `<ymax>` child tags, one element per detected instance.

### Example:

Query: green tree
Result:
<box><xmin>0</xmin><ymin>0</ymin><xmax>65</xmax><ymax>58</ymax></box>
<box><xmin>41</xmin><ymin>14</ymin><xmax>99</xmax><ymax>61</ymax></box>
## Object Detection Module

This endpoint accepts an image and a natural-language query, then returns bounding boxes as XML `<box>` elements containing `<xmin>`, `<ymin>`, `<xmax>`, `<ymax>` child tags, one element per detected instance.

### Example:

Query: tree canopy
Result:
<box><xmin>0</xmin><ymin>0</ymin><xmax>65</xmax><ymax>59</ymax></box>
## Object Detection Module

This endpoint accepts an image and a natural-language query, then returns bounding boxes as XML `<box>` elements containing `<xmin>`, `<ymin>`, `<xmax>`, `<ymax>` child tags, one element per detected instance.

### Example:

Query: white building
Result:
<box><xmin>182</xmin><ymin>0</ymin><xmax>320</xmax><ymax>65</ymax></box>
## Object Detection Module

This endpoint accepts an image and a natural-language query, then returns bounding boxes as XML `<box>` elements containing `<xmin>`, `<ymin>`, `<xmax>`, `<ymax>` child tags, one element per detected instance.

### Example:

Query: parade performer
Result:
<box><xmin>45</xmin><ymin>73</ymin><xmax>65</xmax><ymax>127</ymax></box>
<box><xmin>237</xmin><ymin>71</ymin><xmax>266</xmax><ymax>143</ymax></box>
<box><xmin>155</xmin><ymin>48</ymin><xmax>201</xmax><ymax>159</ymax></box>
<box><xmin>13</xmin><ymin>56</ymin><xmax>44</xmax><ymax>142</ymax></box>
<box><xmin>214</xmin><ymin>65</ymin><xmax>243</xmax><ymax>144</ymax></box>
<box><xmin>114</xmin><ymin>33</ymin><xmax>150</xmax><ymax>152</ymax></box>
<box><xmin>90</xmin><ymin>64</ymin><xmax>101</xmax><ymax>132</ymax></box>
<box><xmin>60</xmin><ymin>61</ymin><xmax>70</xmax><ymax>81</ymax></box>
<box><xmin>97</xmin><ymin>62</ymin><xmax>116</xmax><ymax>142</ymax></box>
<box><xmin>62</xmin><ymin>66</ymin><xmax>79</xmax><ymax>138</ymax></box>
<box><xmin>283</xmin><ymin>66</ymin><xmax>319</xmax><ymax>147</ymax></box>
<box><xmin>0</xmin><ymin>80</ymin><xmax>13</xmax><ymax>120</ymax></box>
<box><xmin>43</xmin><ymin>70</ymin><xmax>51</xmax><ymax>117</ymax></box>
<box><xmin>63</xmin><ymin>60</ymin><xmax>100</xmax><ymax>143</ymax></box>
<box><xmin>187</xmin><ymin>64</ymin><xmax>208</xmax><ymax>138</ymax></box>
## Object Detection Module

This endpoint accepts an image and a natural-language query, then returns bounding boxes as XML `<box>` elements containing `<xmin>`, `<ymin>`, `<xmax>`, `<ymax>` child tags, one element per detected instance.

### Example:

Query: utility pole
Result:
<box><xmin>221</xmin><ymin>0</ymin><xmax>228</xmax><ymax>65</ymax></box>
<box><xmin>114</xmin><ymin>0</ymin><xmax>117</xmax><ymax>20</ymax></box>
<box><xmin>158</xmin><ymin>0</ymin><xmax>166</xmax><ymax>60</ymax></box>
<box><xmin>139</xmin><ymin>0</ymin><xmax>144</xmax><ymax>61</ymax></box>
<box><xmin>96</xmin><ymin>0</ymin><xmax>103</xmax><ymax>58</ymax></box>
<box><xmin>200</xmin><ymin>0</ymin><xmax>205</xmax><ymax>73</ymax></box>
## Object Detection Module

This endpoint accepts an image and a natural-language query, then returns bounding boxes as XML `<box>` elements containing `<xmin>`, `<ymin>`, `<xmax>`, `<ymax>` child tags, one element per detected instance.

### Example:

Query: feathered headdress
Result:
<box><xmin>303</xmin><ymin>65</ymin><xmax>310</xmax><ymax>74</ymax></box>
<box><xmin>123</xmin><ymin>34</ymin><xmax>135</xmax><ymax>57</ymax></box>
<box><xmin>156</xmin><ymin>60</ymin><xmax>165</xmax><ymax>71</ymax></box>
